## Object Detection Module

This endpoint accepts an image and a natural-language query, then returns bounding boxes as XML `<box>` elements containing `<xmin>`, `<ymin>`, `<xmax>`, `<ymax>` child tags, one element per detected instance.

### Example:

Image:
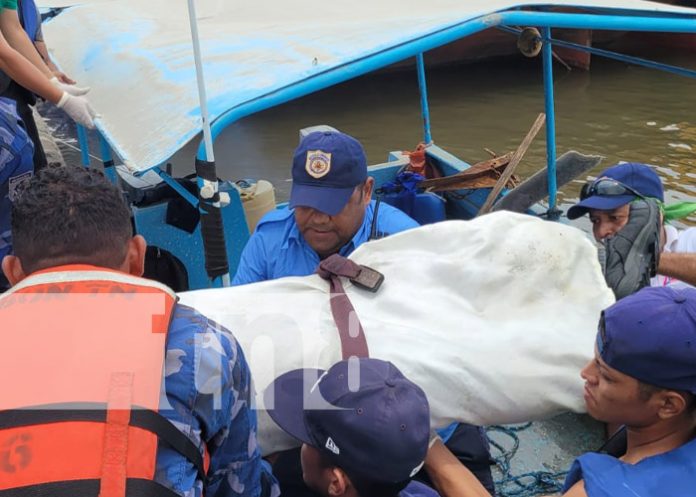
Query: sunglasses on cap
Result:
<box><xmin>580</xmin><ymin>178</ymin><xmax>644</xmax><ymax>201</ymax></box>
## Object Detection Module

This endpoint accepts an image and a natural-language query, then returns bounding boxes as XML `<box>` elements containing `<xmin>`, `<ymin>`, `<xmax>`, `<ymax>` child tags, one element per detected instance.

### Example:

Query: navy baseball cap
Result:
<box><xmin>567</xmin><ymin>163</ymin><xmax>664</xmax><ymax>220</ymax></box>
<box><xmin>598</xmin><ymin>286</ymin><xmax>696</xmax><ymax>394</ymax></box>
<box><xmin>289</xmin><ymin>131</ymin><xmax>368</xmax><ymax>216</ymax></box>
<box><xmin>264</xmin><ymin>358</ymin><xmax>430</xmax><ymax>483</ymax></box>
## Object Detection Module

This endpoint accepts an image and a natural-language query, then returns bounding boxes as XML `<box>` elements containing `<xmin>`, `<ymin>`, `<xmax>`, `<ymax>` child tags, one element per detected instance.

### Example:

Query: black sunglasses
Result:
<box><xmin>580</xmin><ymin>178</ymin><xmax>644</xmax><ymax>201</ymax></box>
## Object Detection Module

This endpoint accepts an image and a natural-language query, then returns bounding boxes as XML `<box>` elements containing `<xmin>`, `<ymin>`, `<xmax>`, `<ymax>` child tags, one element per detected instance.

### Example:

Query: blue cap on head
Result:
<box><xmin>289</xmin><ymin>131</ymin><xmax>368</xmax><ymax>216</ymax></box>
<box><xmin>598</xmin><ymin>286</ymin><xmax>696</xmax><ymax>394</ymax></box>
<box><xmin>265</xmin><ymin>358</ymin><xmax>430</xmax><ymax>483</ymax></box>
<box><xmin>567</xmin><ymin>163</ymin><xmax>664</xmax><ymax>220</ymax></box>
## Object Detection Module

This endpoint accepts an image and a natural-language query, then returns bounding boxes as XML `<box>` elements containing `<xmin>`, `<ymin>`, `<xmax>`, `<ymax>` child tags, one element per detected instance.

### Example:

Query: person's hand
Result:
<box><xmin>52</xmin><ymin>70</ymin><xmax>76</xmax><ymax>85</ymax></box>
<box><xmin>57</xmin><ymin>92</ymin><xmax>98</xmax><ymax>129</ymax></box>
<box><xmin>51</xmin><ymin>76</ymin><xmax>90</xmax><ymax>96</ymax></box>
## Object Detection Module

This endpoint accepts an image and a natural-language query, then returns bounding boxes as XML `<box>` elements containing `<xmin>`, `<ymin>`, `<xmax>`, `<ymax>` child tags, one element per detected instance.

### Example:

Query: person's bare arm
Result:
<box><xmin>0</xmin><ymin>8</ymin><xmax>53</xmax><ymax>78</ymax></box>
<box><xmin>425</xmin><ymin>440</ymin><xmax>584</xmax><ymax>497</ymax></box>
<box><xmin>0</xmin><ymin>28</ymin><xmax>95</xmax><ymax>126</ymax></box>
<box><xmin>34</xmin><ymin>39</ymin><xmax>75</xmax><ymax>84</ymax></box>
<box><xmin>424</xmin><ymin>440</ymin><xmax>493</xmax><ymax>497</ymax></box>
<box><xmin>657</xmin><ymin>252</ymin><xmax>696</xmax><ymax>287</ymax></box>
<box><xmin>0</xmin><ymin>30</ymin><xmax>61</xmax><ymax>102</ymax></box>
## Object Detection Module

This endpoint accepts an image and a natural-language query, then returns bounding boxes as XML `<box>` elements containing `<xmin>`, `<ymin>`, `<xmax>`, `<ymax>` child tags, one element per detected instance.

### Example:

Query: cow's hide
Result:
<box><xmin>179</xmin><ymin>211</ymin><xmax>614</xmax><ymax>455</ymax></box>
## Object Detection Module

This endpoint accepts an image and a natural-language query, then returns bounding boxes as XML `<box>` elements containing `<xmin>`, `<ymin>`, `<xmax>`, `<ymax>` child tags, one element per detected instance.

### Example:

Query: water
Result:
<box><xmin>51</xmin><ymin>46</ymin><xmax>696</xmax><ymax>229</ymax></box>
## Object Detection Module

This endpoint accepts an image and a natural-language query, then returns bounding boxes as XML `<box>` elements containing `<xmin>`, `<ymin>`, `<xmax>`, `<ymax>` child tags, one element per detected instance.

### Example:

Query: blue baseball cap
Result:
<box><xmin>264</xmin><ymin>358</ymin><xmax>430</xmax><ymax>483</ymax></box>
<box><xmin>598</xmin><ymin>286</ymin><xmax>696</xmax><ymax>394</ymax></box>
<box><xmin>289</xmin><ymin>131</ymin><xmax>368</xmax><ymax>216</ymax></box>
<box><xmin>567</xmin><ymin>163</ymin><xmax>664</xmax><ymax>220</ymax></box>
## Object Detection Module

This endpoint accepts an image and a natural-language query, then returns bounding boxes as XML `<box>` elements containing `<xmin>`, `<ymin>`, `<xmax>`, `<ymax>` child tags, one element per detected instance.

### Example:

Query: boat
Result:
<box><xmin>35</xmin><ymin>2</ymin><xmax>696</xmax><ymax>493</ymax></box>
<box><xmin>36</xmin><ymin>0</ymin><xmax>696</xmax><ymax>290</ymax></box>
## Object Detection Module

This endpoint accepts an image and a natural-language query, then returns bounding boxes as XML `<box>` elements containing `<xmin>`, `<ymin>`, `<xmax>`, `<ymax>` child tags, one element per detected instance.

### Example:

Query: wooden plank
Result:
<box><xmin>418</xmin><ymin>153</ymin><xmax>513</xmax><ymax>190</ymax></box>
<box><xmin>477</xmin><ymin>113</ymin><xmax>546</xmax><ymax>216</ymax></box>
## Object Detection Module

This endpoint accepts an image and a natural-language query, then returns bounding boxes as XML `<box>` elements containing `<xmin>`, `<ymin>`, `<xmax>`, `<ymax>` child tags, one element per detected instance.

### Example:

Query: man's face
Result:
<box><xmin>295</xmin><ymin>179</ymin><xmax>373</xmax><ymax>259</ymax></box>
<box><xmin>581</xmin><ymin>349</ymin><xmax>657</xmax><ymax>427</ymax></box>
<box><xmin>589</xmin><ymin>205</ymin><xmax>630</xmax><ymax>241</ymax></box>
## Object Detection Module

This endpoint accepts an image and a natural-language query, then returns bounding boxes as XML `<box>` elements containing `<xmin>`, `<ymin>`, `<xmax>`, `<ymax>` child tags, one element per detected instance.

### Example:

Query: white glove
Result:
<box><xmin>51</xmin><ymin>76</ymin><xmax>90</xmax><ymax>96</ymax></box>
<box><xmin>57</xmin><ymin>92</ymin><xmax>98</xmax><ymax>129</ymax></box>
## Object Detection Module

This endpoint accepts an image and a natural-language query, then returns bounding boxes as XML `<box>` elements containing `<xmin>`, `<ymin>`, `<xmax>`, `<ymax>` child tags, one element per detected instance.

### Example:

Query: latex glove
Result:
<box><xmin>57</xmin><ymin>92</ymin><xmax>97</xmax><ymax>129</ymax></box>
<box><xmin>51</xmin><ymin>76</ymin><xmax>90</xmax><ymax>96</ymax></box>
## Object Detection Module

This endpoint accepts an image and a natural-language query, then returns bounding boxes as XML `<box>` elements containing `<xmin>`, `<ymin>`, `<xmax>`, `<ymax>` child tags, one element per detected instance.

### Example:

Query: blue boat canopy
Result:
<box><xmin>39</xmin><ymin>0</ymin><xmax>696</xmax><ymax>173</ymax></box>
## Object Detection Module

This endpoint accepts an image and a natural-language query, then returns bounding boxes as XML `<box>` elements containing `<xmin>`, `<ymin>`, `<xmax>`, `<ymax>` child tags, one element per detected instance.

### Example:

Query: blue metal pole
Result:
<box><xmin>76</xmin><ymin>124</ymin><xmax>90</xmax><ymax>168</ymax></box>
<box><xmin>153</xmin><ymin>169</ymin><xmax>200</xmax><ymax>208</ymax></box>
<box><xmin>542</xmin><ymin>27</ymin><xmax>559</xmax><ymax>218</ymax></box>
<box><xmin>550</xmin><ymin>37</ymin><xmax>696</xmax><ymax>80</ymax></box>
<box><xmin>416</xmin><ymin>53</ymin><xmax>433</xmax><ymax>144</ymax></box>
<box><xmin>499</xmin><ymin>11</ymin><xmax>696</xmax><ymax>33</ymax></box>
<box><xmin>98</xmin><ymin>134</ymin><xmax>117</xmax><ymax>184</ymax></box>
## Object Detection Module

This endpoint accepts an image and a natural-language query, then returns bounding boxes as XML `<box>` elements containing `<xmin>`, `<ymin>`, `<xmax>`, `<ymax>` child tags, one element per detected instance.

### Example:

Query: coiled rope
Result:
<box><xmin>487</xmin><ymin>424</ymin><xmax>568</xmax><ymax>497</ymax></box>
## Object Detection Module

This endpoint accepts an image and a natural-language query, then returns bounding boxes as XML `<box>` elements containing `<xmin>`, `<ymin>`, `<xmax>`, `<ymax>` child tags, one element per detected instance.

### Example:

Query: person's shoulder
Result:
<box><xmin>244</xmin><ymin>207</ymin><xmax>296</xmax><ymax>251</ymax></box>
<box><xmin>0</xmin><ymin>1</ymin><xmax>18</xmax><ymax>12</ymax></box>
<box><xmin>167</xmin><ymin>303</ymin><xmax>241</xmax><ymax>357</ymax></box>
<box><xmin>374</xmin><ymin>201</ymin><xmax>419</xmax><ymax>230</ymax></box>
<box><xmin>255</xmin><ymin>207</ymin><xmax>294</xmax><ymax>230</ymax></box>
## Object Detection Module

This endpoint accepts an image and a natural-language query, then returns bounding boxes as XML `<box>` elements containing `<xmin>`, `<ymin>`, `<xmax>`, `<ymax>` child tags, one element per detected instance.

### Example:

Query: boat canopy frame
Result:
<box><xmin>62</xmin><ymin>4</ymin><xmax>696</xmax><ymax>286</ymax></box>
<box><xmin>192</xmin><ymin>10</ymin><xmax>696</xmax><ymax>213</ymax></box>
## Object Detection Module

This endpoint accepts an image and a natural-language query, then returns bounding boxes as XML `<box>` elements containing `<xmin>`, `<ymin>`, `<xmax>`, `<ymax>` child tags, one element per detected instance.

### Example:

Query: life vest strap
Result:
<box><xmin>0</xmin><ymin>478</ymin><xmax>184</xmax><ymax>497</ymax></box>
<box><xmin>0</xmin><ymin>404</ymin><xmax>205</xmax><ymax>482</ymax></box>
<box><xmin>100</xmin><ymin>373</ymin><xmax>135</xmax><ymax>497</ymax></box>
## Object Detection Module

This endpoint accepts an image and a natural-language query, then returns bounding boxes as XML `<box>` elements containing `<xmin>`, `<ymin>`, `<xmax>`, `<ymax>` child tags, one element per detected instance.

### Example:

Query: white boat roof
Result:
<box><xmin>39</xmin><ymin>0</ymin><xmax>696</xmax><ymax>173</ymax></box>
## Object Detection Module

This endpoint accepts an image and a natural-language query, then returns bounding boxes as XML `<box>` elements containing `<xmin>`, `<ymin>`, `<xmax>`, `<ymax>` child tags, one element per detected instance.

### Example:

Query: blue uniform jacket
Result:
<box><xmin>562</xmin><ymin>438</ymin><xmax>696</xmax><ymax>497</ymax></box>
<box><xmin>0</xmin><ymin>97</ymin><xmax>33</xmax><ymax>277</ymax></box>
<box><xmin>157</xmin><ymin>304</ymin><xmax>278</xmax><ymax>497</ymax></box>
<box><xmin>232</xmin><ymin>201</ymin><xmax>418</xmax><ymax>285</ymax></box>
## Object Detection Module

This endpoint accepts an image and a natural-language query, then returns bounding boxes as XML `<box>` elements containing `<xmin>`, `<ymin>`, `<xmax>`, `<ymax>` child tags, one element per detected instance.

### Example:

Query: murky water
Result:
<box><xmin>52</xmin><ymin>44</ymin><xmax>696</xmax><ymax>227</ymax></box>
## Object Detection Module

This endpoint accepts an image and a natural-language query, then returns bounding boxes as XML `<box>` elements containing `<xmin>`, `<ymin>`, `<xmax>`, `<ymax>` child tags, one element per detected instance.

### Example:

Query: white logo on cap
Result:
<box><xmin>305</xmin><ymin>150</ymin><xmax>332</xmax><ymax>179</ymax></box>
<box><xmin>325</xmin><ymin>437</ymin><xmax>340</xmax><ymax>455</ymax></box>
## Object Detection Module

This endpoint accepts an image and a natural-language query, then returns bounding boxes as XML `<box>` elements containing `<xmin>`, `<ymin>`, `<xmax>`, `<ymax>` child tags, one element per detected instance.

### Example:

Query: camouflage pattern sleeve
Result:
<box><xmin>157</xmin><ymin>304</ymin><xmax>279</xmax><ymax>497</ymax></box>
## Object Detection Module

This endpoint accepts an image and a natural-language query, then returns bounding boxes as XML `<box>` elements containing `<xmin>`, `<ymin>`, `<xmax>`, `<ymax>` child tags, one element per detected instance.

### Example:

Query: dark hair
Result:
<box><xmin>12</xmin><ymin>165</ymin><xmax>133</xmax><ymax>273</ymax></box>
<box><xmin>316</xmin><ymin>449</ymin><xmax>410</xmax><ymax>497</ymax></box>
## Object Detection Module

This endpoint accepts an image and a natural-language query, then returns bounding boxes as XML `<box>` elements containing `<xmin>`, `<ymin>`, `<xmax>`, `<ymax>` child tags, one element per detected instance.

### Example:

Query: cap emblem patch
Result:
<box><xmin>305</xmin><ymin>150</ymin><xmax>332</xmax><ymax>179</ymax></box>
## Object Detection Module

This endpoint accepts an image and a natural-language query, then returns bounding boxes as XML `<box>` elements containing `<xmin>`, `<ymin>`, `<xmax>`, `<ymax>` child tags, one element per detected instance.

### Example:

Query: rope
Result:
<box><xmin>487</xmin><ymin>424</ymin><xmax>568</xmax><ymax>497</ymax></box>
<box><xmin>52</xmin><ymin>136</ymin><xmax>103</xmax><ymax>162</ymax></box>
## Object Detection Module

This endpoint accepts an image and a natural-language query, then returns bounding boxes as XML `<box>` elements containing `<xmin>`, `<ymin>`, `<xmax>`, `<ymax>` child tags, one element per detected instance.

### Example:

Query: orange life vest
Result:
<box><xmin>0</xmin><ymin>265</ymin><xmax>204</xmax><ymax>497</ymax></box>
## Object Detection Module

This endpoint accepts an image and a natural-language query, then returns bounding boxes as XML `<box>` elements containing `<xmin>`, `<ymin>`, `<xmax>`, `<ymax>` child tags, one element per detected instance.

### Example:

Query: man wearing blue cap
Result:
<box><xmin>567</xmin><ymin>162</ymin><xmax>696</xmax><ymax>290</ymax></box>
<box><xmin>234</xmin><ymin>130</ymin><xmax>495</xmax><ymax>493</ymax></box>
<box><xmin>423</xmin><ymin>286</ymin><xmax>696</xmax><ymax>497</ymax></box>
<box><xmin>232</xmin><ymin>130</ymin><xmax>418</xmax><ymax>285</ymax></box>
<box><xmin>265</xmin><ymin>358</ymin><xmax>439</xmax><ymax>497</ymax></box>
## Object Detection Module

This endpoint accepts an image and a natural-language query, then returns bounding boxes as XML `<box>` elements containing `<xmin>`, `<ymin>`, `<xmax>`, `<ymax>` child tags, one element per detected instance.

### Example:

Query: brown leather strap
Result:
<box><xmin>317</xmin><ymin>255</ymin><xmax>370</xmax><ymax>360</ymax></box>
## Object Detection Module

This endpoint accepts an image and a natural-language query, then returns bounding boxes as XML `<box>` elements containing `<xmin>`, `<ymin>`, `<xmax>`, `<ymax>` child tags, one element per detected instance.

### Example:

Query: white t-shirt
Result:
<box><xmin>651</xmin><ymin>225</ymin><xmax>696</xmax><ymax>289</ymax></box>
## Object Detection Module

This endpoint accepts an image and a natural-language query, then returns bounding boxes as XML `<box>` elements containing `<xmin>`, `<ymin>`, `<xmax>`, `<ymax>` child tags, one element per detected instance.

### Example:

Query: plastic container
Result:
<box><xmin>381</xmin><ymin>191</ymin><xmax>446</xmax><ymax>225</ymax></box>
<box><xmin>237</xmin><ymin>179</ymin><xmax>276</xmax><ymax>232</ymax></box>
